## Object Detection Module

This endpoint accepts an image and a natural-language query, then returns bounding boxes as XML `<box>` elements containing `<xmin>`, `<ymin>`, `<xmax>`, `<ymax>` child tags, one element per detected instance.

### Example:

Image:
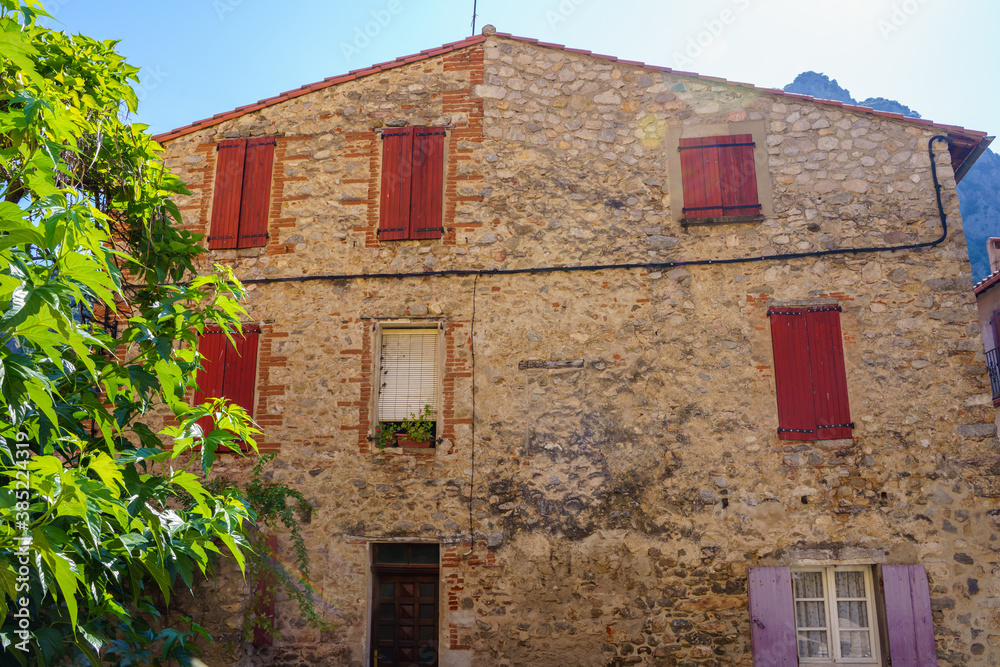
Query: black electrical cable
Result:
<box><xmin>240</xmin><ymin>136</ymin><xmax>953</xmax><ymax>287</ymax></box>
<box><xmin>462</xmin><ymin>273</ymin><xmax>479</xmax><ymax>558</ymax></box>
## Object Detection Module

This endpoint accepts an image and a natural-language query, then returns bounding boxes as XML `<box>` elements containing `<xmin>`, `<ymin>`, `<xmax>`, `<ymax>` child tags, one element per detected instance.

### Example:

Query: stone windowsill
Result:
<box><xmin>375</xmin><ymin>446</ymin><xmax>437</xmax><ymax>457</ymax></box>
<box><xmin>681</xmin><ymin>214</ymin><xmax>765</xmax><ymax>227</ymax></box>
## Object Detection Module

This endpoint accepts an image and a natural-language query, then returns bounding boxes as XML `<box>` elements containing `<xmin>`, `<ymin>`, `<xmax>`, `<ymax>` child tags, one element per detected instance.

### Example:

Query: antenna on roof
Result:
<box><xmin>471</xmin><ymin>0</ymin><xmax>478</xmax><ymax>35</ymax></box>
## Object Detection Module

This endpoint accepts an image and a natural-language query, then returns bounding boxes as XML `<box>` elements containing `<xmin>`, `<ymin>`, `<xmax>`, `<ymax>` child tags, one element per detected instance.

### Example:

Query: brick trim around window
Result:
<box><xmin>768</xmin><ymin>305</ymin><xmax>853</xmax><ymax>441</ymax></box>
<box><xmin>208</xmin><ymin>137</ymin><xmax>277</xmax><ymax>249</ymax></box>
<box><xmin>183</xmin><ymin>137</ymin><xmax>298</xmax><ymax>258</ymax></box>
<box><xmin>189</xmin><ymin>323</ymin><xmax>286</xmax><ymax>454</ymax></box>
<box><xmin>351</xmin><ymin>319</ymin><xmax>469</xmax><ymax>455</ymax></box>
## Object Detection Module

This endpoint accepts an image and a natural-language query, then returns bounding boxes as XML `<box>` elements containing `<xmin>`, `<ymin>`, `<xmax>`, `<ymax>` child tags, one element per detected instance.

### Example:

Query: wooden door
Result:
<box><xmin>371</xmin><ymin>543</ymin><xmax>439</xmax><ymax>666</ymax></box>
<box><xmin>373</xmin><ymin>575</ymin><xmax>438</xmax><ymax>665</ymax></box>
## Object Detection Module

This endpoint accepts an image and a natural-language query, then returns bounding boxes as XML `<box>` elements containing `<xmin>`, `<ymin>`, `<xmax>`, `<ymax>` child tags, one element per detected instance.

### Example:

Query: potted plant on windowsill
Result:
<box><xmin>376</xmin><ymin>405</ymin><xmax>435</xmax><ymax>449</ymax></box>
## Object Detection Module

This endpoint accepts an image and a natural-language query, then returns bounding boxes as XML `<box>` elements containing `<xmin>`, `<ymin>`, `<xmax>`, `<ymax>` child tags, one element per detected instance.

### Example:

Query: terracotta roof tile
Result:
<box><xmin>974</xmin><ymin>271</ymin><xmax>1000</xmax><ymax>295</ymax></box>
<box><xmin>442</xmin><ymin>35</ymin><xmax>485</xmax><ymax>48</ymax></box>
<box><xmin>153</xmin><ymin>32</ymin><xmax>989</xmax><ymax>145</ymax></box>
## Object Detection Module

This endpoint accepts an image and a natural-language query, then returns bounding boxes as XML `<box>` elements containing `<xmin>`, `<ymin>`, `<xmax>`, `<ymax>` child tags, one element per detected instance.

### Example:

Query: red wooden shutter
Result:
<box><xmin>252</xmin><ymin>534</ymin><xmax>278</xmax><ymax>647</ymax></box>
<box><xmin>237</xmin><ymin>137</ymin><xmax>276</xmax><ymax>249</ymax></box>
<box><xmin>410</xmin><ymin>128</ymin><xmax>445</xmax><ymax>240</ymax></box>
<box><xmin>879</xmin><ymin>564</ymin><xmax>937</xmax><ymax>666</ymax></box>
<box><xmin>224</xmin><ymin>328</ymin><xmax>259</xmax><ymax>418</ymax></box>
<box><xmin>805</xmin><ymin>309</ymin><xmax>852</xmax><ymax>439</ymax></box>
<box><xmin>747</xmin><ymin>567</ymin><xmax>799</xmax><ymax>666</ymax></box>
<box><xmin>209</xmin><ymin>139</ymin><xmax>247</xmax><ymax>249</ymax></box>
<box><xmin>380</xmin><ymin>127</ymin><xmax>413</xmax><ymax>241</ymax></box>
<box><xmin>718</xmin><ymin>133</ymin><xmax>760</xmax><ymax>216</ymax></box>
<box><xmin>769</xmin><ymin>308</ymin><xmax>817</xmax><ymax>440</ymax></box>
<box><xmin>194</xmin><ymin>328</ymin><xmax>228</xmax><ymax>435</ymax></box>
<box><xmin>679</xmin><ymin>136</ymin><xmax>724</xmax><ymax>219</ymax></box>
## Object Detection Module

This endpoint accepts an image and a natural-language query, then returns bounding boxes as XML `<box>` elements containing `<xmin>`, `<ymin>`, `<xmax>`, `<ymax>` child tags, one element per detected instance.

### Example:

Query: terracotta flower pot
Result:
<box><xmin>396</xmin><ymin>434</ymin><xmax>433</xmax><ymax>448</ymax></box>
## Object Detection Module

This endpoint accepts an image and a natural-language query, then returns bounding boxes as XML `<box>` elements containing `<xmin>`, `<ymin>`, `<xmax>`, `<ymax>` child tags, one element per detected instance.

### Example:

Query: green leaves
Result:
<box><xmin>0</xmin><ymin>2</ymin><xmax>262</xmax><ymax>663</ymax></box>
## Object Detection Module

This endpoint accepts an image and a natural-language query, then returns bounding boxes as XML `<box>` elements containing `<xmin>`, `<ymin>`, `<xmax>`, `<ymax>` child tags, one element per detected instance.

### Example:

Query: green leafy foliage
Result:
<box><xmin>206</xmin><ymin>455</ymin><xmax>332</xmax><ymax>641</ymax></box>
<box><xmin>0</xmin><ymin>1</ymin><xmax>274</xmax><ymax>663</ymax></box>
<box><xmin>376</xmin><ymin>404</ymin><xmax>435</xmax><ymax>449</ymax></box>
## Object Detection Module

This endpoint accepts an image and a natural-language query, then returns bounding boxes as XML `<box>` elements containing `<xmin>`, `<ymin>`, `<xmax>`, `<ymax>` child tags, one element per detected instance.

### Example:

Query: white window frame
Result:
<box><xmin>792</xmin><ymin>566</ymin><xmax>881</xmax><ymax>666</ymax></box>
<box><xmin>370</xmin><ymin>321</ymin><xmax>444</xmax><ymax>447</ymax></box>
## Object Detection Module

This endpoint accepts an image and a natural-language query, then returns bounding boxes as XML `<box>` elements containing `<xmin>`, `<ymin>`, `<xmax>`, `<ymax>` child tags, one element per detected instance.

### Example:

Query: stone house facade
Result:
<box><xmin>154</xmin><ymin>28</ymin><xmax>997</xmax><ymax>666</ymax></box>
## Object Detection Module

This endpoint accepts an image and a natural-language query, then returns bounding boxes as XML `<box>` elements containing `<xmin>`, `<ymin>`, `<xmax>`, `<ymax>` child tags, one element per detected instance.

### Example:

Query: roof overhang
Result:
<box><xmin>951</xmin><ymin>134</ymin><xmax>994</xmax><ymax>184</ymax></box>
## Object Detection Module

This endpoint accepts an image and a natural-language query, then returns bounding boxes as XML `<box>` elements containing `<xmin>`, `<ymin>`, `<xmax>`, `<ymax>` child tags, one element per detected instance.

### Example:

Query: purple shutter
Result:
<box><xmin>880</xmin><ymin>564</ymin><xmax>937</xmax><ymax>666</ymax></box>
<box><xmin>991</xmin><ymin>309</ymin><xmax>1000</xmax><ymax>350</ymax></box>
<box><xmin>748</xmin><ymin>567</ymin><xmax>799</xmax><ymax>666</ymax></box>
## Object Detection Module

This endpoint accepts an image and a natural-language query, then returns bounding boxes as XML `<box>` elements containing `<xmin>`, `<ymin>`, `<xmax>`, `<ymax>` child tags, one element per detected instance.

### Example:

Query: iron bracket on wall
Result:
<box><xmin>518</xmin><ymin>360</ymin><xmax>584</xmax><ymax>370</ymax></box>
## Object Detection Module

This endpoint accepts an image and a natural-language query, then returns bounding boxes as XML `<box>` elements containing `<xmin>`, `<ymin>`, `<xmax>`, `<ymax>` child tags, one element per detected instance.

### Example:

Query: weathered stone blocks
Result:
<box><xmin>156</xmin><ymin>35</ymin><xmax>997</xmax><ymax>666</ymax></box>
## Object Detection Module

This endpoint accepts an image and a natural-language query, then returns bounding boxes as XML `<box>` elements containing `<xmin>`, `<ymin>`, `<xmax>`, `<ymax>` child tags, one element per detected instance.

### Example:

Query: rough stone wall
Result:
<box><xmin>157</xmin><ymin>35</ymin><xmax>1000</xmax><ymax>666</ymax></box>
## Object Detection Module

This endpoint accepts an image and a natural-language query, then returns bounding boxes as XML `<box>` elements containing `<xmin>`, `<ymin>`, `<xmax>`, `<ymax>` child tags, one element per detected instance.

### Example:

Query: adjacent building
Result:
<box><xmin>973</xmin><ymin>239</ymin><xmax>1000</xmax><ymax>416</ymax></box>
<box><xmin>154</xmin><ymin>28</ymin><xmax>997</xmax><ymax>665</ymax></box>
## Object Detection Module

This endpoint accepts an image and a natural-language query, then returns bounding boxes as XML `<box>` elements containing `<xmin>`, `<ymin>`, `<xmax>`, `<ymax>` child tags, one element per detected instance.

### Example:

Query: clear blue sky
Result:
<box><xmin>44</xmin><ymin>0</ymin><xmax>998</xmax><ymax>138</ymax></box>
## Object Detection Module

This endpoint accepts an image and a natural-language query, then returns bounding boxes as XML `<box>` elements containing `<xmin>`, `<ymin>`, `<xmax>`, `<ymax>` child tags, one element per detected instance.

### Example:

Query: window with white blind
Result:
<box><xmin>376</xmin><ymin>327</ymin><xmax>441</xmax><ymax>447</ymax></box>
<box><xmin>792</xmin><ymin>566</ymin><xmax>880</xmax><ymax>664</ymax></box>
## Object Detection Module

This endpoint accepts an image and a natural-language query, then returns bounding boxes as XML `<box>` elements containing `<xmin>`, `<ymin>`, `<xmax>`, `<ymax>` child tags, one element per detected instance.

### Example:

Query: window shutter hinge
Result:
<box><xmin>413</xmin><ymin>227</ymin><xmax>445</xmax><ymax>233</ymax></box>
<box><xmin>777</xmin><ymin>427</ymin><xmax>814</xmax><ymax>434</ymax></box>
<box><xmin>377</xmin><ymin>228</ymin><xmax>406</xmax><ymax>233</ymax></box>
<box><xmin>816</xmin><ymin>422</ymin><xmax>854</xmax><ymax>429</ymax></box>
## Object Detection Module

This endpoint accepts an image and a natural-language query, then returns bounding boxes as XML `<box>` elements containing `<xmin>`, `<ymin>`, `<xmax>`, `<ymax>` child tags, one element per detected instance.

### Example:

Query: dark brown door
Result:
<box><xmin>372</xmin><ymin>544</ymin><xmax>439</xmax><ymax>666</ymax></box>
<box><xmin>374</xmin><ymin>575</ymin><xmax>438</xmax><ymax>665</ymax></box>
